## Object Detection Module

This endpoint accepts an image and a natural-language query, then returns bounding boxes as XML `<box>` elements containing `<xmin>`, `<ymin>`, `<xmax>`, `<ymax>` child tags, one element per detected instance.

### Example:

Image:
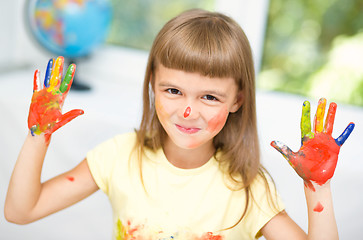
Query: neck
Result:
<box><xmin>163</xmin><ymin>138</ymin><xmax>215</xmax><ymax>169</ymax></box>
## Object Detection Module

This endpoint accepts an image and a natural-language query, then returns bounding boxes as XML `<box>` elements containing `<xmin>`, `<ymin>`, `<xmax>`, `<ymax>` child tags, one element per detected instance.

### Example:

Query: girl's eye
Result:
<box><xmin>203</xmin><ymin>95</ymin><xmax>218</xmax><ymax>101</ymax></box>
<box><xmin>167</xmin><ymin>88</ymin><xmax>181</xmax><ymax>95</ymax></box>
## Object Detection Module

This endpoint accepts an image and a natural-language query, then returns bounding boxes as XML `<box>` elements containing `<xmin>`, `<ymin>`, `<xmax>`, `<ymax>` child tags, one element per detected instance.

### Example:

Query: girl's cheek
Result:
<box><xmin>206</xmin><ymin>106</ymin><xmax>229</xmax><ymax>133</ymax></box>
<box><xmin>155</xmin><ymin>97</ymin><xmax>170</xmax><ymax>122</ymax></box>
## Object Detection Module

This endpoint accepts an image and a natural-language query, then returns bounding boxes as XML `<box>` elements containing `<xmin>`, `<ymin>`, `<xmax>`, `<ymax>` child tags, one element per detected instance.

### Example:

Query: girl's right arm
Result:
<box><xmin>4</xmin><ymin>133</ymin><xmax>98</xmax><ymax>224</ymax></box>
<box><xmin>5</xmin><ymin>56</ymin><xmax>98</xmax><ymax>224</ymax></box>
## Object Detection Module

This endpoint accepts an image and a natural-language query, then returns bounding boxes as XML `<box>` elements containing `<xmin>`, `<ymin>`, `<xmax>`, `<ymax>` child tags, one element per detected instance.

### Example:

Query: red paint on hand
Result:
<box><xmin>313</xmin><ymin>202</ymin><xmax>324</xmax><ymax>212</ymax></box>
<box><xmin>271</xmin><ymin>98</ymin><xmax>354</xmax><ymax>191</ymax></box>
<box><xmin>293</xmin><ymin>133</ymin><xmax>340</xmax><ymax>186</ymax></box>
<box><xmin>27</xmin><ymin>57</ymin><xmax>83</xmax><ymax>144</ymax></box>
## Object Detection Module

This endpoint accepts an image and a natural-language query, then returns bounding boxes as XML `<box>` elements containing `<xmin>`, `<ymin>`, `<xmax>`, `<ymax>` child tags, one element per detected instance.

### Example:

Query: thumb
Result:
<box><xmin>271</xmin><ymin>140</ymin><xmax>295</xmax><ymax>165</ymax></box>
<box><xmin>51</xmin><ymin>109</ymin><xmax>84</xmax><ymax>134</ymax></box>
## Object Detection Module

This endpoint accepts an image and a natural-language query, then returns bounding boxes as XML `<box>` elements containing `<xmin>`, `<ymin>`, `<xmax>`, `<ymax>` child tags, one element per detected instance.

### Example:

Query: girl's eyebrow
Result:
<box><xmin>157</xmin><ymin>81</ymin><xmax>178</xmax><ymax>88</ymax></box>
<box><xmin>158</xmin><ymin>81</ymin><xmax>227</xmax><ymax>98</ymax></box>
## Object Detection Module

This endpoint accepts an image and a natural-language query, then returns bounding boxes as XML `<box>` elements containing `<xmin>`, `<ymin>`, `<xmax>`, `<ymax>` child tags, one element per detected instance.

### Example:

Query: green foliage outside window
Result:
<box><xmin>260</xmin><ymin>0</ymin><xmax>363</xmax><ymax>106</ymax></box>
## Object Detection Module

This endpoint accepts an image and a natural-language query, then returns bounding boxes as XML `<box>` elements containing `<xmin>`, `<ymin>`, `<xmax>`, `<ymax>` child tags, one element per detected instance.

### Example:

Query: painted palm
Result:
<box><xmin>28</xmin><ymin>56</ymin><xmax>84</xmax><ymax>143</ymax></box>
<box><xmin>271</xmin><ymin>98</ymin><xmax>355</xmax><ymax>191</ymax></box>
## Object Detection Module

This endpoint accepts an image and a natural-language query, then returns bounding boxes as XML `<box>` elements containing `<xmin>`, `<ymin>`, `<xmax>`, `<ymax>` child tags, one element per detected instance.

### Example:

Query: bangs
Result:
<box><xmin>153</xmin><ymin>12</ymin><xmax>248</xmax><ymax>82</ymax></box>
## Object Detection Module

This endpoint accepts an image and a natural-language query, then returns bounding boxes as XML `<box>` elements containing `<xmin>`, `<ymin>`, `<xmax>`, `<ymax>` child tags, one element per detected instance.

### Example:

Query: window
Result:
<box><xmin>259</xmin><ymin>0</ymin><xmax>363</xmax><ymax>106</ymax></box>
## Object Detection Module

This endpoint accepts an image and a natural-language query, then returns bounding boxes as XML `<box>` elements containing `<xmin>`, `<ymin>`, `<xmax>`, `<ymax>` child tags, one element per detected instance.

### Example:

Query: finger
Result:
<box><xmin>335</xmin><ymin>122</ymin><xmax>355</xmax><ymax>146</ymax></box>
<box><xmin>271</xmin><ymin>140</ymin><xmax>294</xmax><ymax>162</ymax></box>
<box><xmin>33</xmin><ymin>69</ymin><xmax>41</xmax><ymax>92</ymax></box>
<box><xmin>313</xmin><ymin>98</ymin><xmax>326</xmax><ymax>133</ymax></box>
<box><xmin>49</xmin><ymin>56</ymin><xmax>64</xmax><ymax>90</ymax></box>
<box><xmin>323</xmin><ymin>102</ymin><xmax>337</xmax><ymax>135</ymax></box>
<box><xmin>51</xmin><ymin>109</ymin><xmax>84</xmax><ymax>133</ymax></box>
<box><xmin>60</xmin><ymin>64</ymin><xmax>76</xmax><ymax>93</ymax></box>
<box><xmin>44</xmin><ymin>58</ymin><xmax>54</xmax><ymax>88</ymax></box>
<box><xmin>301</xmin><ymin>101</ymin><xmax>312</xmax><ymax>141</ymax></box>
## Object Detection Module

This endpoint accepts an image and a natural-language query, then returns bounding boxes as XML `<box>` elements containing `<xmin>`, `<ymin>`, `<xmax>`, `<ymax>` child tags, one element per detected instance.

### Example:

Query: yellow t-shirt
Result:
<box><xmin>87</xmin><ymin>132</ymin><xmax>284</xmax><ymax>240</ymax></box>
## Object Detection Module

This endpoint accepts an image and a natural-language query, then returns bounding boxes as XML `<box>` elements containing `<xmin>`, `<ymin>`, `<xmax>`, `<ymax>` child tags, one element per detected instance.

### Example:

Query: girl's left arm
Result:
<box><xmin>261</xmin><ymin>182</ymin><xmax>337</xmax><ymax>240</ymax></box>
<box><xmin>263</xmin><ymin>98</ymin><xmax>355</xmax><ymax>240</ymax></box>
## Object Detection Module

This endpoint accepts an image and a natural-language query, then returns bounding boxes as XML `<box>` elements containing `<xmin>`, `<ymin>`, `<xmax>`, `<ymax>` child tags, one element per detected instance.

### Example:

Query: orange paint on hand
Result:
<box><xmin>313</xmin><ymin>202</ymin><xmax>324</xmax><ymax>212</ymax></box>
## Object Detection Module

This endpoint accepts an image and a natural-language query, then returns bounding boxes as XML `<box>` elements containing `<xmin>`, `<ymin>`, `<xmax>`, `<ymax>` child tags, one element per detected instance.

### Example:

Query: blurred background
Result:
<box><xmin>0</xmin><ymin>0</ymin><xmax>362</xmax><ymax>239</ymax></box>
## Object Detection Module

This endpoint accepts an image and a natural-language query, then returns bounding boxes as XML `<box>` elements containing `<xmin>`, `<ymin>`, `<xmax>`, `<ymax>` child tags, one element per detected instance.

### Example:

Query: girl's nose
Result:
<box><xmin>181</xmin><ymin>105</ymin><xmax>199</xmax><ymax>119</ymax></box>
<box><xmin>183</xmin><ymin>106</ymin><xmax>191</xmax><ymax>118</ymax></box>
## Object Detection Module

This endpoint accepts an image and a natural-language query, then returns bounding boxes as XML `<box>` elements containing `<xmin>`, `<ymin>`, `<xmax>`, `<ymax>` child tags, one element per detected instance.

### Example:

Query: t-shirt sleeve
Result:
<box><xmin>245</xmin><ymin>173</ymin><xmax>285</xmax><ymax>239</ymax></box>
<box><xmin>86</xmin><ymin>137</ymin><xmax>119</xmax><ymax>195</ymax></box>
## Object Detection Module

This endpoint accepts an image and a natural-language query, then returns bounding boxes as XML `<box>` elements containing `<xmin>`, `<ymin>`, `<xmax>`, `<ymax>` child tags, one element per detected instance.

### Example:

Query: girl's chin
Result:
<box><xmin>170</xmin><ymin>135</ymin><xmax>212</xmax><ymax>150</ymax></box>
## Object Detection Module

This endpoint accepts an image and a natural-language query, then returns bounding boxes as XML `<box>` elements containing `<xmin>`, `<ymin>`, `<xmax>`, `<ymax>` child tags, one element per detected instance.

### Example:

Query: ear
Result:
<box><xmin>230</xmin><ymin>91</ymin><xmax>243</xmax><ymax>113</ymax></box>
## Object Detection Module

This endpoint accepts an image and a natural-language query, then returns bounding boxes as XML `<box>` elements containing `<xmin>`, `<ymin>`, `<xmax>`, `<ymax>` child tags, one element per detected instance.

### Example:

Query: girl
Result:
<box><xmin>5</xmin><ymin>9</ymin><xmax>354</xmax><ymax>240</ymax></box>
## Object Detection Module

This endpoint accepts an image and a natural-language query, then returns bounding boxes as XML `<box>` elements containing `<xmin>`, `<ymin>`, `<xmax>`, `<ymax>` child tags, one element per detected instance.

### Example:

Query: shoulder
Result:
<box><xmin>249</xmin><ymin>170</ymin><xmax>283</xmax><ymax>208</ymax></box>
<box><xmin>86</xmin><ymin>132</ymin><xmax>138</xmax><ymax>193</ymax></box>
<box><xmin>245</xmin><ymin>170</ymin><xmax>286</xmax><ymax>238</ymax></box>
<box><xmin>86</xmin><ymin>132</ymin><xmax>137</xmax><ymax>175</ymax></box>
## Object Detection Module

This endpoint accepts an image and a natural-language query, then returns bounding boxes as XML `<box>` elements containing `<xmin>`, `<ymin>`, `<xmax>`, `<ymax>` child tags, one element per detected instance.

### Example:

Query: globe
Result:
<box><xmin>26</xmin><ymin>0</ymin><xmax>112</xmax><ymax>58</ymax></box>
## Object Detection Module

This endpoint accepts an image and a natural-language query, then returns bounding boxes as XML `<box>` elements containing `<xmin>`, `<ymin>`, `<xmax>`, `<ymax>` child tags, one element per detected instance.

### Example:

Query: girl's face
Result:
<box><xmin>154</xmin><ymin>64</ymin><xmax>241</xmax><ymax>150</ymax></box>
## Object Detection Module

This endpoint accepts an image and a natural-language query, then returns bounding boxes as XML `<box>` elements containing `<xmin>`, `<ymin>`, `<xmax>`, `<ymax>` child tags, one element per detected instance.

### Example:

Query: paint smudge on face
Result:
<box><xmin>184</xmin><ymin>106</ymin><xmax>191</xmax><ymax>118</ymax></box>
<box><xmin>155</xmin><ymin>98</ymin><xmax>170</xmax><ymax>123</ymax></box>
<box><xmin>206</xmin><ymin>107</ymin><xmax>229</xmax><ymax>133</ymax></box>
<box><xmin>66</xmin><ymin>176</ymin><xmax>74</xmax><ymax>182</ymax></box>
<box><xmin>313</xmin><ymin>202</ymin><xmax>324</xmax><ymax>212</ymax></box>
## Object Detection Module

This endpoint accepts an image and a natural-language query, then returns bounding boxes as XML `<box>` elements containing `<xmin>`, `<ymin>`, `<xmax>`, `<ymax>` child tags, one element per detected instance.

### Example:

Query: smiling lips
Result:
<box><xmin>175</xmin><ymin>124</ymin><xmax>200</xmax><ymax>134</ymax></box>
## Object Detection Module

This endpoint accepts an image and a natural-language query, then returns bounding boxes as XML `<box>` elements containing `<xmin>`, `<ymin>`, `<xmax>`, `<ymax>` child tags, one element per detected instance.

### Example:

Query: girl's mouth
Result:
<box><xmin>175</xmin><ymin>124</ymin><xmax>200</xmax><ymax>134</ymax></box>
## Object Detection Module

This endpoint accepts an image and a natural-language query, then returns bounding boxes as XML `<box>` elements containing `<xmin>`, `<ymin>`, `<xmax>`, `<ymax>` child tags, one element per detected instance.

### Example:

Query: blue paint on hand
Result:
<box><xmin>44</xmin><ymin>58</ymin><xmax>54</xmax><ymax>88</ymax></box>
<box><xmin>335</xmin><ymin>122</ymin><xmax>355</xmax><ymax>146</ymax></box>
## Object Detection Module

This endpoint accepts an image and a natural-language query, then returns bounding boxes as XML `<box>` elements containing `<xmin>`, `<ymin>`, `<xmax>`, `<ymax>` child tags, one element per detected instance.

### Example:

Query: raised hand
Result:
<box><xmin>27</xmin><ymin>56</ymin><xmax>84</xmax><ymax>143</ymax></box>
<box><xmin>271</xmin><ymin>98</ymin><xmax>355</xmax><ymax>191</ymax></box>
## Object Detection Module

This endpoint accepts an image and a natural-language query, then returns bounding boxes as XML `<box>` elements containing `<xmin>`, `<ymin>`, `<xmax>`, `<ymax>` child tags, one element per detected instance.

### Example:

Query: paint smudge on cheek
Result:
<box><xmin>155</xmin><ymin>98</ymin><xmax>170</xmax><ymax>123</ymax></box>
<box><xmin>313</xmin><ymin>202</ymin><xmax>324</xmax><ymax>212</ymax></box>
<box><xmin>206</xmin><ymin>107</ymin><xmax>229</xmax><ymax>133</ymax></box>
<box><xmin>66</xmin><ymin>176</ymin><xmax>75</xmax><ymax>182</ymax></box>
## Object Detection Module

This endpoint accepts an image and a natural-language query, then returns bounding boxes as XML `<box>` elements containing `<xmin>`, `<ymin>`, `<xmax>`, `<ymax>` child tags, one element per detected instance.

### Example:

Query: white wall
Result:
<box><xmin>0</xmin><ymin>0</ymin><xmax>49</xmax><ymax>72</ymax></box>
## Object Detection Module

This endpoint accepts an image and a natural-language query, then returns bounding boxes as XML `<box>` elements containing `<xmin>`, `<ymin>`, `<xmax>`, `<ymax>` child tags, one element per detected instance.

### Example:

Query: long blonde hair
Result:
<box><xmin>135</xmin><ymin>8</ymin><xmax>276</xmax><ymax>230</ymax></box>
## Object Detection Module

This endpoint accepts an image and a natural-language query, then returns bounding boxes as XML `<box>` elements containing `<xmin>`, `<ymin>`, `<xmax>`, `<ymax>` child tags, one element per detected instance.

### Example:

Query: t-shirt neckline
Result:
<box><xmin>155</xmin><ymin>148</ymin><xmax>219</xmax><ymax>176</ymax></box>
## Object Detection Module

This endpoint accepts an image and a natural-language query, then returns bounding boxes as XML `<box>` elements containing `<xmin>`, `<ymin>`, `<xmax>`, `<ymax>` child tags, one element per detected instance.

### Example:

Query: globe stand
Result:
<box><xmin>67</xmin><ymin>59</ymin><xmax>91</xmax><ymax>91</ymax></box>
